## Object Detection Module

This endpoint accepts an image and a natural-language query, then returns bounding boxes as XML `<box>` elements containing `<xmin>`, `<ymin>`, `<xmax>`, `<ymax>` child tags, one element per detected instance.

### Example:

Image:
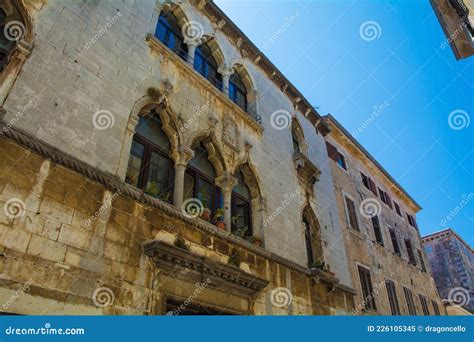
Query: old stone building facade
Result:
<box><xmin>0</xmin><ymin>0</ymin><xmax>441</xmax><ymax>315</ymax></box>
<box><xmin>324</xmin><ymin>116</ymin><xmax>444</xmax><ymax>315</ymax></box>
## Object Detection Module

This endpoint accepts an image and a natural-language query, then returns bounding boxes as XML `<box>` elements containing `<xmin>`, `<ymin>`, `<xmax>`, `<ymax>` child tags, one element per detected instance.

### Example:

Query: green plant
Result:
<box><xmin>310</xmin><ymin>259</ymin><xmax>326</xmax><ymax>270</ymax></box>
<box><xmin>234</xmin><ymin>225</ymin><xmax>248</xmax><ymax>238</ymax></box>
<box><xmin>159</xmin><ymin>191</ymin><xmax>171</xmax><ymax>203</ymax></box>
<box><xmin>145</xmin><ymin>181</ymin><xmax>159</xmax><ymax>197</ymax></box>
<box><xmin>213</xmin><ymin>208</ymin><xmax>225</xmax><ymax>222</ymax></box>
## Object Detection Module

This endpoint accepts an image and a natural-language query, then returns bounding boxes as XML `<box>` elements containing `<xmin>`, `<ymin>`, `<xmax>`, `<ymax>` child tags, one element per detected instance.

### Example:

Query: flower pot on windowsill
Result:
<box><xmin>215</xmin><ymin>221</ymin><xmax>226</xmax><ymax>230</ymax></box>
<box><xmin>200</xmin><ymin>208</ymin><xmax>211</xmax><ymax>222</ymax></box>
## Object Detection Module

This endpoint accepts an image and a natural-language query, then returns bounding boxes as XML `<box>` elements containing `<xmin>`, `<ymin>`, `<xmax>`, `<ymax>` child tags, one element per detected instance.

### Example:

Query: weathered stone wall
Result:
<box><xmin>325</xmin><ymin>133</ymin><xmax>444</xmax><ymax>315</ymax></box>
<box><xmin>1</xmin><ymin>0</ymin><xmax>353</xmax><ymax>285</ymax></box>
<box><xmin>0</xmin><ymin>136</ymin><xmax>353</xmax><ymax>315</ymax></box>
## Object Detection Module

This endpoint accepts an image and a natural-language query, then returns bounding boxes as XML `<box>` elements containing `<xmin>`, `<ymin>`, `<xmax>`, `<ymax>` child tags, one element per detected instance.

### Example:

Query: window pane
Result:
<box><xmin>125</xmin><ymin>140</ymin><xmax>145</xmax><ymax>187</ymax></box>
<box><xmin>146</xmin><ymin>151</ymin><xmax>171</xmax><ymax>196</ymax></box>
<box><xmin>189</xmin><ymin>145</ymin><xmax>216</xmax><ymax>179</ymax></box>
<box><xmin>197</xmin><ymin>178</ymin><xmax>213</xmax><ymax>210</ymax></box>
<box><xmin>136</xmin><ymin>115</ymin><xmax>170</xmax><ymax>152</ymax></box>
<box><xmin>233</xmin><ymin>170</ymin><xmax>250</xmax><ymax>199</ymax></box>
<box><xmin>184</xmin><ymin>172</ymin><xmax>195</xmax><ymax>201</ymax></box>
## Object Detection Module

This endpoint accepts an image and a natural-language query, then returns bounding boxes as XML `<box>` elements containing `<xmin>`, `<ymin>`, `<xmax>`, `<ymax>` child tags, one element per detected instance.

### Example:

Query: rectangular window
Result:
<box><xmin>344</xmin><ymin>196</ymin><xmax>359</xmax><ymax>231</ymax></box>
<box><xmin>417</xmin><ymin>249</ymin><xmax>426</xmax><ymax>272</ymax></box>
<box><xmin>419</xmin><ymin>294</ymin><xmax>430</xmax><ymax>315</ymax></box>
<box><xmin>431</xmin><ymin>300</ymin><xmax>440</xmax><ymax>315</ymax></box>
<box><xmin>405</xmin><ymin>239</ymin><xmax>417</xmax><ymax>265</ymax></box>
<box><xmin>394</xmin><ymin>202</ymin><xmax>402</xmax><ymax>216</ymax></box>
<box><xmin>389</xmin><ymin>229</ymin><xmax>401</xmax><ymax>256</ymax></box>
<box><xmin>361</xmin><ymin>172</ymin><xmax>370</xmax><ymax>190</ymax></box>
<box><xmin>378</xmin><ymin>188</ymin><xmax>392</xmax><ymax>208</ymax></box>
<box><xmin>371</xmin><ymin>215</ymin><xmax>384</xmax><ymax>245</ymax></box>
<box><xmin>326</xmin><ymin>142</ymin><xmax>347</xmax><ymax>170</ymax></box>
<box><xmin>385</xmin><ymin>279</ymin><xmax>401</xmax><ymax>315</ymax></box>
<box><xmin>403</xmin><ymin>287</ymin><xmax>417</xmax><ymax>315</ymax></box>
<box><xmin>358</xmin><ymin>266</ymin><xmax>376</xmax><ymax>311</ymax></box>
<box><xmin>406</xmin><ymin>213</ymin><xmax>418</xmax><ymax>229</ymax></box>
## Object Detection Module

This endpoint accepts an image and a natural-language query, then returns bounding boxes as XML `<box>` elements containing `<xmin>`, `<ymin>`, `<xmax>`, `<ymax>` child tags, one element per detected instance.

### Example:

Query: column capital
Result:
<box><xmin>183</xmin><ymin>37</ymin><xmax>201</xmax><ymax>47</ymax></box>
<box><xmin>215</xmin><ymin>172</ymin><xmax>238</xmax><ymax>192</ymax></box>
<box><xmin>218</xmin><ymin>65</ymin><xmax>233</xmax><ymax>77</ymax></box>
<box><xmin>176</xmin><ymin>144</ymin><xmax>194</xmax><ymax>166</ymax></box>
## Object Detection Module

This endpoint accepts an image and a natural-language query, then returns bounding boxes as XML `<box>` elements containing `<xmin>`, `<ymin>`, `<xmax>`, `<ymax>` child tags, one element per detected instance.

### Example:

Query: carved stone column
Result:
<box><xmin>215</xmin><ymin>173</ymin><xmax>238</xmax><ymax>231</ymax></box>
<box><xmin>173</xmin><ymin>145</ymin><xmax>194</xmax><ymax>208</ymax></box>
<box><xmin>218</xmin><ymin>66</ymin><xmax>232</xmax><ymax>96</ymax></box>
<box><xmin>184</xmin><ymin>39</ymin><xmax>199</xmax><ymax>65</ymax></box>
<box><xmin>251</xmin><ymin>196</ymin><xmax>267</xmax><ymax>243</ymax></box>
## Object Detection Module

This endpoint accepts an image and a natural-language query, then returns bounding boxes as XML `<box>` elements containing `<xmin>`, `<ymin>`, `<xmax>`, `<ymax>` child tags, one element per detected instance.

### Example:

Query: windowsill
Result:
<box><xmin>146</xmin><ymin>35</ymin><xmax>264</xmax><ymax>134</ymax></box>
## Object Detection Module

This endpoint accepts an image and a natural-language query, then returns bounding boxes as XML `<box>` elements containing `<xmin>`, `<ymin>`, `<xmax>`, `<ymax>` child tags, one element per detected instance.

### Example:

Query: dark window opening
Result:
<box><xmin>431</xmin><ymin>300</ymin><xmax>440</xmax><ymax>315</ymax></box>
<box><xmin>386</xmin><ymin>279</ymin><xmax>401</xmax><ymax>315</ymax></box>
<box><xmin>125</xmin><ymin>113</ymin><xmax>174</xmax><ymax>203</ymax></box>
<box><xmin>417</xmin><ymin>249</ymin><xmax>426</xmax><ymax>272</ymax></box>
<box><xmin>194</xmin><ymin>43</ymin><xmax>222</xmax><ymax>90</ymax></box>
<box><xmin>406</xmin><ymin>213</ymin><xmax>418</xmax><ymax>229</ymax></box>
<box><xmin>344</xmin><ymin>196</ymin><xmax>359</xmax><ymax>231</ymax></box>
<box><xmin>404</xmin><ymin>239</ymin><xmax>417</xmax><ymax>266</ymax></box>
<box><xmin>231</xmin><ymin>170</ymin><xmax>251</xmax><ymax>239</ymax></box>
<box><xmin>419</xmin><ymin>294</ymin><xmax>430</xmax><ymax>315</ymax></box>
<box><xmin>389</xmin><ymin>229</ymin><xmax>401</xmax><ymax>256</ymax></box>
<box><xmin>371</xmin><ymin>215</ymin><xmax>384</xmax><ymax>245</ymax></box>
<box><xmin>394</xmin><ymin>202</ymin><xmax>402</xmax><ymax>216</ymax></box>
<box><xmin>229</xmin><ymin>72</ymin><xmax>248</xmax><ymax>112</ymax></box>
<box><xmin>358</xmin><ymin>266</ymin><xmax>376</xmax><ymax>311</ymax></box>
<box><xmin>155</xmin><ymin>11</ymin><xmax>188</xmax><ymax>60</ymax></box>
<box><xmin>403</xmin><ymin>287</ymin><xmax>417</xmax><ymax>315</ymax></box>
<box><xmin>326</xmin><ymin>142</ymin><xmax>347</xmax><ymax>170</ymax></box>
<box><xmin>303</xmin><ymin>216</ymin><xmax>314</xmax><ymax>267</ymax></box>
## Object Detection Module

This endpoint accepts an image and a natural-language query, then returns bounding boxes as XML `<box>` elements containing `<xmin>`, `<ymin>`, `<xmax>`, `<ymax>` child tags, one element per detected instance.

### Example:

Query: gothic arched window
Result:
<box><xmin>125</xmin><ymin>112</ymin><xmax>175</xmax><ymax>202</ymax></box>
<box><xmin>155</xmin><ymin>10</ymin><xmax>188</xmax><ymax>60</ymax></box>
<box><xmin>231</xmin><ymin>169</ymin><xmax>252</xmax><ymax>239</ymax></box>
<box><xmin>229</xmin><ymin>71</ymin><xmax>247</xmax><ymax>112</ymax></box>
<box><xmin>194</xmin><ymin>43</ymin><xmax>222</xmax><ymax>91</ymax></box>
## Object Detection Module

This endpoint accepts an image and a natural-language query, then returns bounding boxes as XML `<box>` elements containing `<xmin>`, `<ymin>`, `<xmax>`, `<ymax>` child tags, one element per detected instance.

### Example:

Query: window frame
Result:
<box><xmin>343</xmin><ymin>193</ymin><xmax>360</xmax><ymax>231</ymax></box>
<box><xmin>403</xmin><ymin>286</ymin><xmax>417</xmax><ymax>315</ymax></box>
<box><xmin>371</xmin><ymin>215</ymin><xmax>384</xmax><ymax>246</ymax></box>
<box><xmin>404</xmin><ymin>238</ymin><xmax>417</xmax><ymax>266</ymax></box>
<box><xmin>230</xmin><ymin>190</ymin><xmax>252</xmax><ymax>239</ymax></box>
<box><xmin>357</xmin><ymin>265</ymin><xmax>377</xmax><ymax>311</ymax></box>
<box><xmin>385</xmin><ymin>278</ymin><xmax>401</xmax><ymax>315</ymax></box>
<box><xmin>155</xmin><ymin>12</ymin><xmax>188</xmax><ymax>60</ymax></box>
<box><xmin>389</xmin><ymin>228</ymin><xmax>401</xmax><ymax>256</ymax></box>
<box><xmin>185</xmin><ymin>165</ymin><xmax>222</xmax><ymax>216</ymax></box>
<box><xmin>419</xmin><ymin>294</ymin><xmax>430</xmax><ymax>315</ymax></box>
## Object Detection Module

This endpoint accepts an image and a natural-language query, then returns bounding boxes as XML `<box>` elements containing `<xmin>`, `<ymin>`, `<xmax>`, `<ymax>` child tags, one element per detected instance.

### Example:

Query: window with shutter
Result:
<box><xmin>431</xmin><ymin>300</ymin><xmax>440</xmax><ymax>315</ymax></box>
<box><xmin>405</xmin><ymin>239</ymin><xmax>417</xmax><ymax>265</ymax></box>
<box><xmin>394</xmin><ymin>202</ymin><xmax>402</xmax><ymax>216</ymax></box>
<box><xmin>361</xmin><ymin>172</ymin><xmax>370</xmax><ymax>190</ymax></box>
<box><xmin>417</xmin><ymin>249</ymin><xmax>426</xmax><ymax>272</ymax></box>
<box><xmin>326</xmin><ymin>142</ymin><xmax>339</xmax><ymax>161</ymax></box>
<box><xmin>344</xmin><ymin>196</ymin><xmax>359</xmax><ymax>231</ymax></box>
<box><xmin>371</xmin><ymin>215</ymin><xmax>384</xmax><ymax>245</ymax></box>
<box><xmin>389</xmin><ymin>229</ymin><xmax>401</xmax><ymax>256</ymax></box>
<box><xmin>403</xmin><ymin>287</ymin><xmax>417</xmax><ymax>315</ymax></box>
<box><xmin>385</xmin><ymin>193</ymin><xmax>393</xmax><ymax>209</ymax></box>
<box><xmin>368</xmin><ymin>178</ymin><xmax>377</xmax><ymax>195</ymax></box>
<box><xmin>419</xmin><ymin>294</ymin><xmax>430</xmax><ymax>315</ymax></box>
<box><xmin>406</xmin><ymin>213</ymin><xmax>418</xmax><ymax>229</ymax></box>
<box><xmin>385</xmin><ymin>279</ymin><xmax>401</xmax><ymax>315</ymax></box>
<box><xmin>358</xmin><ymin>266</ymin><xmax>376</xmax><ymax>311</ymax></box>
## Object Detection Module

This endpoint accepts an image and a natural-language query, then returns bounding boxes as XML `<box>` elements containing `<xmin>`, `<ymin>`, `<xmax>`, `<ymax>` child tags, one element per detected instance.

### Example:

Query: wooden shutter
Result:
<box><xmin>325</xmin><ymin>142</ymin><xmax>339</xmax><ymax>161</ymax></box>
<box><xmin>419</xmin><ymin>295</ymin><xmax>430</xmax><ymax>315</ymax></box>
<box><xmin>345</xmin><ymin>197</ymin><xmax>359</xmax><ymax>231</ymax></box>
<box><xmin>368</xmin><ymin>178</ymin><xmax>377</xmax><ymax>195</ymax></box>
<box><xmin>432</xmin><ymin>300</ymin><xmax>440</xmax><ymax>315</ymax></box>
<box><xmin>404</xmin><ymin>287</ymin><xmax>417</xmax><ymax>315</ymax></box>
<box><xmin>371</xmin><ymin>215</ymin><xmax>384</xmax><ymax>245</ymax></box>
<box><xmin>386</xmin><ymin>193</ymin><xmax>393</xmax><ymax>209</ymax></box>
<box><xmin>405</xmin><ymin>239</ymin><xmax>416</xmax><ymax>265</ymax></box>
<box><xmin>386</xmin><ymin>280</ymin><xmax>401</xmax><ymax>315</ymax></box>
<box><xmin>389</xmin><ymin>229</ymin><xmax>401</xmax><ymax>255</ymax></box>
<box><xmin>358</xmin><ymin>266</ymin><xmax>376</xmax><ymax>310</ymax></box>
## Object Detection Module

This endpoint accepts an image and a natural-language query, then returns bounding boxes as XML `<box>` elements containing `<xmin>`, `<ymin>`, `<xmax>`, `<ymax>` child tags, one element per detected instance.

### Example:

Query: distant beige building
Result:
<box><xmin>430</xmin><ymin>0</ymin><xmax>474</xmax><ymax>60</ymax></box>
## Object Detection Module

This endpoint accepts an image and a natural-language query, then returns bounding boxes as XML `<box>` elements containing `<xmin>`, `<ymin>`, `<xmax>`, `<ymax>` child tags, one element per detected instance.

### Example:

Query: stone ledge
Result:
<box><xmin>144</xmin><ymin>240</ymin><xmax>269</xmax><ymax>297</ymax></box>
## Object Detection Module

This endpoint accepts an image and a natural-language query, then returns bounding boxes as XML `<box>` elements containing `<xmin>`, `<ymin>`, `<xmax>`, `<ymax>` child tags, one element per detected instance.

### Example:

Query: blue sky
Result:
<box><xmin>215</xmin><ymin>0</ymin><xmax>473</xmax><ymax>244</ymax></box>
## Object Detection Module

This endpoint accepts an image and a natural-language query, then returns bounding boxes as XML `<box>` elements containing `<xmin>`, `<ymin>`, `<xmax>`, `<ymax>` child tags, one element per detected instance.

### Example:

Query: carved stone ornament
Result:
<box><xmin>222</xmin><ymin>115</ymin><xmax>240</xmax><ymax>151</ymax></box>
<box><xmin>144</xmin><ymin>240</ymin><xmax>269</xmax><ymax>296</ymax></box>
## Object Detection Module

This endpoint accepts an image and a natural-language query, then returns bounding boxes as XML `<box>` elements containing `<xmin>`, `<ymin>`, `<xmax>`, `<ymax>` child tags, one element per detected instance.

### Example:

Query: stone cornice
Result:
<box><xmin>0</xmin><ymin>120</ymin><xmax>355</xmax><ymax>296</ymax></box>
<box><xmin>144</xmin><ymin>240</ymin><xmax>269</xmax><ymax>296</ymax></box>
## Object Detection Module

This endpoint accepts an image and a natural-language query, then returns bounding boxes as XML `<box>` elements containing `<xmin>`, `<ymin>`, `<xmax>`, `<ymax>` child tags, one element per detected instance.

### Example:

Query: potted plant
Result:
<box><xmin>213</xmin><ymin>208</ymin><xmax>226</xmax><ymax>229</ymax></box>
<box><xmin>198</xmin><ymin>187</ymin><xmax>211</xmax><ymax>221</ymax></box>
<box><xmin>234</xmin><ymin>225</ymin><xmax>248</xmax><ymax>239</ymax></box>
<box><xmin>159</xmin><ymin>191</ymin><xmax>171</xmax><ymax>203</ymax></box>
<box><xmin>144</xmin><ymin>181</ymin><xmax>159</xmax><ymax>197</ymax></box>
